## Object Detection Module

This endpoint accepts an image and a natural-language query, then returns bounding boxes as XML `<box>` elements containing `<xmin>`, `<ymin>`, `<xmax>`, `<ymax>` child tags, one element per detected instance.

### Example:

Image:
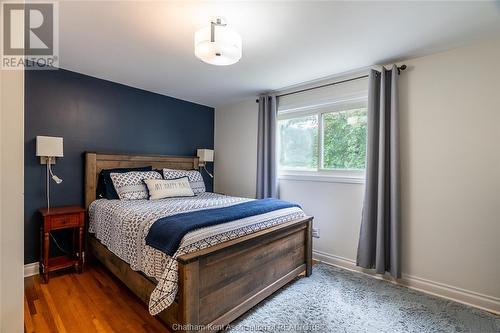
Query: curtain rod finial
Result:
<box><xmin>397</xmin><ymin>64</ymin><xmax>407</xmax><ymax>75</ymax></box>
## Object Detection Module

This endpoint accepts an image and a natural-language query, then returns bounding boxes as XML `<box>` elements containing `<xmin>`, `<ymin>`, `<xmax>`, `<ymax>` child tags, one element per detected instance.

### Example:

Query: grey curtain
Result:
<box><xmin>256</xmin><ymin>95</ymin><xmax>278</xmax><ymax>199</ymax></box>
<box><xmin>356</xmin><ymin>65</ymin><xmax>401</xmax><ymax>278</ymax></box>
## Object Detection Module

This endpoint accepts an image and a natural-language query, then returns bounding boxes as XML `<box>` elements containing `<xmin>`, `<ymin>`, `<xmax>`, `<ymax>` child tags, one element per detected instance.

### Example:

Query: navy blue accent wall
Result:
<box><xmin>25</xmin><ymin>68</ymin><xmax>214</xmax><ymax>264</ymax></box>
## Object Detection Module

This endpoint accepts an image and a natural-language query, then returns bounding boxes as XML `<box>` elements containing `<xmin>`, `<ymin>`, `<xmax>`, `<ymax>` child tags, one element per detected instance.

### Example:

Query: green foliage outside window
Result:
<box><xmin>278</xmin><ymin>115</ymin><xmax>318</xmax><ymax>169</ymax></box>
<box><xmin>322</xmin><ymin>108</ymin><xmax>367</xmax><ymax>169</ymax></box>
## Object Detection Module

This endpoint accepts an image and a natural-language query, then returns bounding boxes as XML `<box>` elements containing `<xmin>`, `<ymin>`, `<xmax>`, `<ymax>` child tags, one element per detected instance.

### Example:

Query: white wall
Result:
<box><xmin>279</xmin><ymin>179</ymin><xmax>364</xmax><ymax>261</ymax></box>
<box><xmin>0</xmin><ymin>68</ymin><xmax>25</xmax><ymax>332</ymax></box>
<box><xmin>214</xmin><ymin>98</ymin><xmax>259</xmax><ymax>198</ymax></box>
<box><xmin>398</xmin><ymin>38</ymin><xmax>500</xmax><ymax>299</ymax></box>
<box><xmin>214</xmin><ymin>38</ymin><xmax>500</xmax><ymax>312</ymax></box>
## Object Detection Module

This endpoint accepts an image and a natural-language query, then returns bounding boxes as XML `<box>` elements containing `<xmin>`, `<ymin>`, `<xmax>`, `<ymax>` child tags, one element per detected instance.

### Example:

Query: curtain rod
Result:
<box><xmin>256</xmin><ymin>65</ymin><xmax>407</xmax><ymax>103</ymax></box>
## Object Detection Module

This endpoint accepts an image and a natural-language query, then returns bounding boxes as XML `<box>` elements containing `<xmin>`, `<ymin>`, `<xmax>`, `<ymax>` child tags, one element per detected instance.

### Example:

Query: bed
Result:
<box><xmin>84</xmin><ymin>152</ymin><xmax>313</xmax><ymax>332</ymax></box>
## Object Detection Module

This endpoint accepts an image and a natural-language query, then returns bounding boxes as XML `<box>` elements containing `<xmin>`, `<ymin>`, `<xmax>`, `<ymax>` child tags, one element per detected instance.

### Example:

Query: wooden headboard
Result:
<box><xmin>84</xmin><ymin>152</ymin><xmax>199</xmax><ymax>209</ymax></box>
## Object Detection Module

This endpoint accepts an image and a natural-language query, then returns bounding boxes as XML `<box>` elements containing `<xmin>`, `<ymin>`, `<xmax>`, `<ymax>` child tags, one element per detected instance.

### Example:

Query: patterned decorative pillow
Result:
<box><xmin>97</xmin><ymin>166</ymin><xmax>153</xmax><ymax>199</ymax></box>
<box><xmin>110</xmin><ymin>171</ymin><xmax>162</xmax><ymax>200</ymax></box>
<box><xmin>162</xmin><ymin>169</ymin><xmax>206</xmax><ymax>194</ymax></box>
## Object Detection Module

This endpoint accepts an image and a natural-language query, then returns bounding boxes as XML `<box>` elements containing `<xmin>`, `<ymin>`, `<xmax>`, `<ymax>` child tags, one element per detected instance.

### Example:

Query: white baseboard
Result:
<box><xmin>24</xmin><ymin>262</ymin><xmax>39</xmax><ymax>278</ymax></box>
<box><xmin>313</xmin><ymin>250</ymin><xmax>500</xmax><ymax>315</ymax></box>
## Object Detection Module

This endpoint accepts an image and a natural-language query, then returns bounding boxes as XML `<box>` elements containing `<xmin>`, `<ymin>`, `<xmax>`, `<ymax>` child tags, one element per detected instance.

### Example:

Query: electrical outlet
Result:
<box><xmin>312</xmin><ymin>228</ymin><xmax>320</xmax><ymax>238</ymax></box>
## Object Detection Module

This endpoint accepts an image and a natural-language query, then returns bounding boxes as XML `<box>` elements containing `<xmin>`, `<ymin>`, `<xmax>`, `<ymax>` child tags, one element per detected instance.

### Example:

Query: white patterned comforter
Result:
<box><xmin>88</xmin><ymin>192</ymin><xmax>306</xmax><ymax>315</ymax></box>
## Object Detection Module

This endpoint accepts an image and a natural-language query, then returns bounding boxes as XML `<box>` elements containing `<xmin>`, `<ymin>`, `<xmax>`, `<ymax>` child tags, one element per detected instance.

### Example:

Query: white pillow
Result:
<box><xmin>110</xmin><ymin>171</ymin><xmax>162</xmax><ymax>200</ymax></box>
<box><xmin>144</xmin><ymin>177</ymin><xmax>195</xmax><ymax>200</ymax></box>
<box><xmin>162</xmin><ymin>169</ymin><xmax>206</xmax><ymax>194</ymax></box>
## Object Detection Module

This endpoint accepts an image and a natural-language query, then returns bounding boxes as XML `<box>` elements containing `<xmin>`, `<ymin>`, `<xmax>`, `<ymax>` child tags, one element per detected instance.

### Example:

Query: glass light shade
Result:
<box><xmin>194</xmin><ymin>25</ymin><xmax>242</xmax><ymax>66</ymax></box>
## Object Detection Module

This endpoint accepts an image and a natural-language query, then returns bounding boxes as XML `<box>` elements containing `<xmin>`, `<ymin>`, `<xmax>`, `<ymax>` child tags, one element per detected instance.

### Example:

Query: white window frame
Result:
<box><xmin>277</xmin><ymin>95</ymin><xmax>368</xmax><ymax>183</ymax></box>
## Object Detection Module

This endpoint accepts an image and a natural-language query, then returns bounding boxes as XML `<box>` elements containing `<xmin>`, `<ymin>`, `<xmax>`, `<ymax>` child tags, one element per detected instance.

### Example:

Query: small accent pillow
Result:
<box><xmin>110</xmin><ymin>171</ymin><xmax>162</xmax><ymax>200</ymax></box>
<box><xmin>162</xmin><ymin>169</ymin><xmax>206</xmax><ymax>194</ymax></box>
<box><xmin>96</xmin><ymin>166</ymin><xmax>153</xmax><ymax>199</ymax></box>
<box><xmin>144</xmin><ymin>177</ymin><xmax>195</xmax><ymax>200</ymax></box>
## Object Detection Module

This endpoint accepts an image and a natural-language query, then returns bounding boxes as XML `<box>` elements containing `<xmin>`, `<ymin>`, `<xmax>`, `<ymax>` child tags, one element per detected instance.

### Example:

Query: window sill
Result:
<box><xmin>278</xmin><ymin>173</ymin><xmax>365</xmax><ymax>184</ymax></box>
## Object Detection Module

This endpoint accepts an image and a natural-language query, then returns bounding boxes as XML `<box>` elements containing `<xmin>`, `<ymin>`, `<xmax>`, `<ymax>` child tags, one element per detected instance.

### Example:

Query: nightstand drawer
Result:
<box><xmin>50</xmin><ymin>214</ymin><xmax>80</xmax><ymax>229</ymax></box>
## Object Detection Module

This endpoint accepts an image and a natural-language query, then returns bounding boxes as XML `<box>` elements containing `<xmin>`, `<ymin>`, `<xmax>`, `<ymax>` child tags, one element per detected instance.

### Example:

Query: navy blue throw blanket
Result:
<box><xmin>145</xmin><ymin>198</ymin><xmax>300</xmax><ymax>256</ymax></box>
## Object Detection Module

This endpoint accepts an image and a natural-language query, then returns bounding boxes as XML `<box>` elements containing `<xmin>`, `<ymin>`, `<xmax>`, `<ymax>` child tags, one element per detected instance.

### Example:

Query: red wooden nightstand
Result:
<box><xmin>39</xmin><ymin>206</ymin><xmax>85</xmax><ymax>283</ymax></box>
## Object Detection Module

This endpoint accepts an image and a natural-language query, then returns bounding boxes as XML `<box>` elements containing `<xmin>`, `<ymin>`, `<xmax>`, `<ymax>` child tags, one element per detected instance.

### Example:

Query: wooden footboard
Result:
<box><xmin>89</xmin><ymin>216</ymin><xmax>313</xmax><ymax>332</ymax></box>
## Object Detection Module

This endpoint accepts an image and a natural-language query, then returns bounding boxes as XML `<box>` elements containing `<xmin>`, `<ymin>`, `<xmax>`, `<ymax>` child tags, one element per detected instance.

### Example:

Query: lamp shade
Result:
<box><xmin>197</xmin><ymin>149</ymin><xmax>214</xmax><ymax>162</ymax></box>
<box><xmin>36</xmin><ymin>136</ymin><xmax>63</xmax><ymax>157</ymax></box>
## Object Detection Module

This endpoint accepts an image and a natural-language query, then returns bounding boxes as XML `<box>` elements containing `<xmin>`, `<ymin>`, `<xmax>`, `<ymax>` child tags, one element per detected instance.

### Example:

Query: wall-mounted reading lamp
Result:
<box><xmin>197</xmin><ymin>149</ymin><xmax>214</xmax><ymax>178</ymax></box>
<box><xmin>36</xmin><ymin>136</ymin><xmax>64</xmax><ymax>211</ymax></box>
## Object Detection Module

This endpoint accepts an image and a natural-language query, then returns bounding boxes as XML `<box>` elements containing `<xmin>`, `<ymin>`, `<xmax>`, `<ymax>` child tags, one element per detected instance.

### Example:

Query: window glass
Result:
<box><xmin>322</xmin><ymin>108</ymin><xmax>367</xmax><ymax>170</ymax></box>
<box><xmin>278</xmin><ymin>115</ymin><xmax>318</xmax><ymax>170</ymax></box>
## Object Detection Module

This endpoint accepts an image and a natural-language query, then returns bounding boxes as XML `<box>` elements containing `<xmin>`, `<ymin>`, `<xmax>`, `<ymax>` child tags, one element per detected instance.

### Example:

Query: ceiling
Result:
<box><xmin>58</xmin><ymin>1</ymin><xmax>500</xmax><ymax>108</ymax></box>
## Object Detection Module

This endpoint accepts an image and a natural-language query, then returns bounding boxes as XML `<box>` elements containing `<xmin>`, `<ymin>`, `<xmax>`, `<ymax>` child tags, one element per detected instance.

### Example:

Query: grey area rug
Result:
<box><xmin>227</xmin><ymin>263</ymin><xmax>499</xmax><ymax>333</ymax></box>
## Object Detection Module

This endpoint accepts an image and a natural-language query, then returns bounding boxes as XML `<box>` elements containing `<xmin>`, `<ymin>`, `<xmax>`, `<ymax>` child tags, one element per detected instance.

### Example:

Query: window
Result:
<box><xmin>277</xmin><ymin>76</ymin><xmax>368</xmax><ymax>178</ymax></box>
<box><xmin>278</xmin><ymin>103</ymin><xmax>367</xmax><ymax>173</ymax></box>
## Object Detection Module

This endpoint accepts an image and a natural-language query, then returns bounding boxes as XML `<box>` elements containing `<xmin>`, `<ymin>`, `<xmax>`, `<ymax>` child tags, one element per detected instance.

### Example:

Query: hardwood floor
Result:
<box><xmin>24</xmin><ymin>263</ymin><xmax>172</xmax><ymax>333</ymax></box>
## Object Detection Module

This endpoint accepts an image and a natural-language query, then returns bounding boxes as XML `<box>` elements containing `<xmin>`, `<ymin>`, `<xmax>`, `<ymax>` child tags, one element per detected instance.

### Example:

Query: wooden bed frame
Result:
<box><xmin>84</xmin><ymin>152</ymin><xmax>313</xmax><ymax>332</ymax></box>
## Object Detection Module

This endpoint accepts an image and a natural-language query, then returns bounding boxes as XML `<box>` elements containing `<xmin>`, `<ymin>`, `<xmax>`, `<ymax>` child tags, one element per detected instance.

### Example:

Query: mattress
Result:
<box><xmin>88</xmin><ymin>192</ymin><xmax>306</xmax><ymax>315</ymax></box>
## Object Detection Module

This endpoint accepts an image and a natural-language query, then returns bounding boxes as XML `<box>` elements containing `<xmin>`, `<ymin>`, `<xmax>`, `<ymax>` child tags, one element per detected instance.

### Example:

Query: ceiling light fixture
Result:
<box><xmin>194</xmin><ymin>17</ymin><xmax>242</xmax><ymax>66</ymax></box>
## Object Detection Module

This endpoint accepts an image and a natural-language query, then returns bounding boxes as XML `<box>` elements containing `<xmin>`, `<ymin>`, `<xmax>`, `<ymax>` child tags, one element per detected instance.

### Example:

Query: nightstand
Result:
<box><xmin>39</xmin><ymin>206</ymin><xmax>85</xmax><ymax>283</ymax></box>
